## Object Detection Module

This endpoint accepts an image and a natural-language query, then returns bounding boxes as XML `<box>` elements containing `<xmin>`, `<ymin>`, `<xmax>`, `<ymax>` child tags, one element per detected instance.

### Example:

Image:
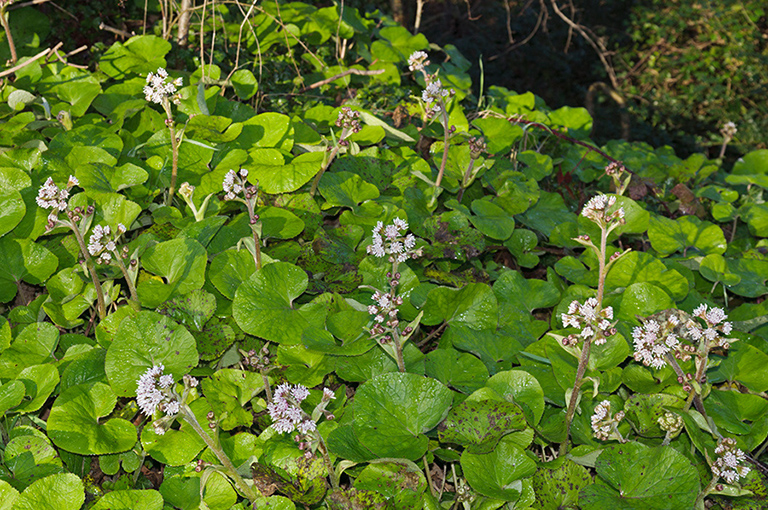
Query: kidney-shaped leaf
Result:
<box><xmin>137</xmin><ymin>238</ymin><xmax>207</xmax><ymax>308</ymax></box>
<box><xmin>579</xmin><ymin>442</ymin><xmax>699</xmax><ymax>510</ymax></box>
<box><xmin>105</xmin><ymin>311</ymin><xmax>199</xmax><ymax>396</ymax></box>
<box><xmin>0</xmin><ymin>237</ymin><xmax>58</xmax><ymax>303</ymax></box>
<box><xmin>233</xmin><ymin>261</ymin><xmax>324</xmax><ymax>344</ymax></box>
<box><xmin>422</xmin><ymin>283</ymin><xmax>498</xmax><ymax>329</ymax></box>
<box><xmin>485</xmin><ymin>370</ymin><xmax>545</xmax><ymax>425</ymax></box>
<box><xmin>47</xmin><ymin>382</ymin><xmax>136</xmax><ymax>455</ymax></box>
<box><xmin>12</xmin><ymin>472</ymin><xmax>84</xmax><ymax>510</ymax></box>
<box><xmin>353</xmin><ymin>372</ymin><xmax>452</xmax><ymax>460</ymax></box>
<box><xmin>460</xmin><ymin>434</ymin><xmax>537</xmax><ymax>501</ymax></box>
<box><xmin>91</xmin><ymin>490</ymin><xmax>163</xmax><ymax>510</ymax></box>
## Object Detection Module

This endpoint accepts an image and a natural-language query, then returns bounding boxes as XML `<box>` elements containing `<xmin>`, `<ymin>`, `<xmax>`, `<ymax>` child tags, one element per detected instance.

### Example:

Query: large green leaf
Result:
<box><xmin>485</xmin><ymin>370</ymin><xmax>545</xmax><ymax>425</ymax></box>
<box><xmin>438</xmin><ymin>399</ymin><xmax>527</xmax><ymax>453</ymax></box>
<box><xmin>201</xmin><ymin>369</ymin><xmax>265</xmax><ymax>430</ymax></box>
<box><xmin>318</xmin><ymin>171</ymin><xmax>380</xmax><ymax>214</ymax></box>
<box><xmin>98</xmin><ymin>35</ymin><xmax>171</xmax><ymax>79</ymax></box>
<box><xmin>0</xmin><ymin>189</ymin><xmax>25</xmax><ymax>238</ymax></box>
<box><xmin>532</xmin><ymin>460</ymin><xmax>592</xmax><ymax>510</ymax></box>
<box><xmin>425</xmin><ymin>348</ymin><xmax>489</xmax><ymax>394</ymax></box>
<box><xmin>90</xmin><ymin>490</ymin><xmax>163</xmax><ymax>510</ymax></box>
<box><xmin>470</xmin><ymin>199</ymin><xmax>516</xmax><ymax>241</ymax></box>
<box><xmin>648</xmin><ymin>215</ymin><xmax>727</xmax><ymax>257</ymax></box>
<box><xmin>493</xmin><ymin>269</ymin><xmax>560</xmax><ymax>323</ymax></box>
<box><xmin>460</xmin><ymin>434</ymin><xmax>537</xmax><ymax>501</ymax></box>
<box><xmin>0</xmin><ymin>237</ymin><xmax>58</xmax><ymax>303</ymax></box>
<box><xmin>11</xmin><ymin>473</ymin><xmax>85</xmax><ymax>510</ymax></box>
<box><xmin>422</xmin><ymin>283</ymin><xmax>498</xmax><ymax>329</ymax></box>
<box><xmin>353</xmin><ymin>372</ymin><xmax>452</xmax><ymax>460</ymax></box>
<box><xmin>104</xmin><ymin>311</ymin><xmax>199</xmax><ymax>396</ymax></box>
<box><xmin>137</xmin><ymin>238</ymin><xmax>208</xmax><ymax>308</ymax></box>
<box><xmin>605</xmin><ymin>251</ymin><xmax>688</xmax><ymax>302</ymax></box>
<box><xmin>47</xmin><ymin>382</ymin><xmax>136</xmax><ymax>455</ymax></box>
<box><xmin>579</xmin><ymin>442</ymin><xmax>699</xmax><ymax>510</ymax></box>
<box><xmin>233</xmin><ymin>262</ymin><xmax>324</xmax><ymax>344</ymax></box>
<box><xmin>251</xmin><ymin>151</ymin><xmax>323</xmax><ymax>194</ymax></box>
<box><xmin>0</xmin><ymin>322</ymin><xmax>59</xmax><ymax>379</ymax></box>
<box><xmin>3</xmin><ymin>433</ymin><xmax>64</xmax><ymax>490</ymax></box>
<box><xmin>142</xmin><ymin>398</ymin><xmax>210</xmax><ymax>466</ymax></box>
<box><xmin>14</xmin><ymin>363</ymin><xmax>59</xmax><ymax>413</ymax></box>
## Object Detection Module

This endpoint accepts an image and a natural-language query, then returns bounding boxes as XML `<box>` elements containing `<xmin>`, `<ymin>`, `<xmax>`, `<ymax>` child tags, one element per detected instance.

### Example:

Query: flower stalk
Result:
<box><xmin>223</xmin><ymin>169</ymin><xmax>262</xmax><ymax>270</ymax></box>
<box><xmin>310</xmin><ymin>107</ymin><xmax>361</xmax><ymax>197</ymax></box>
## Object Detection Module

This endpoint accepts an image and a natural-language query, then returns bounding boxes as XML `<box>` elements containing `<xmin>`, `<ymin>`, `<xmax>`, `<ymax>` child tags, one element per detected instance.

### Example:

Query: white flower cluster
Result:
<box><xmin>88</xmin><ymin>223</ymin><xmax>127</xmax><ymax>265</ymax></box>
<box><xmin>421</xmin><ymin>79</ymin><xmax>451</xmax><ymax>115</ymax></box>
<box><xmin>369</xmin><ymin>290</ymin><xmax>404</xmax><ymax>326</ymax></box>
<box><xmin>561</xmin><ymin>297</ymin><xmax>614</xmax><ymax>346</ymax></box>
<box><xmin>591</xmin><ymin>400</ymin><xmax>625</xmax><ymax>441</ymax></box>
<box><xmin>36</xmin><ymin>176</ymin><xmax>78</xmax><ymax>211</ymax></box>
<box><xmin>367</xmin><ymin>218</ymin><xmax>418</xmax><ymax>262</ymax></box>
<box><xmin>136</xmin><ymin>364</ymin><xmax>179</xmax><ymax>422</ymax></box>
<box><xmin>335</xmin><ymin>106</ymin><xmax>361</xmax><ymax>133</ymax></box>
<box><xmin>581</xmin><ymin>194</ymin><xmax>625</xmax><ymax>226</ymax></box>
<box><xmin>690</xmin><ymin>304</ymin><xmax>733</xmax><ymax>349</ymax></box>
<box><xmin>144</xmin><ymin>68</ymin><xmax>182</xmax><ymax>105</ymax></box>
<box><xmin>408</xmin><ymin>50</ymin><xmax>429</xmax><ymax>72</ymax></box>
<box><xmin>267</xmin><ymin>383</ymin><xmax>318</xmax><ymax>435</ymax></box>
<box><xmin>712</xmin><ymin>438</ymin><xmax>750</xmax><ymax>484</ymax></box>
<box><xmin>222</xmin><ymin>168</ymin><xmax>249</xmax><ymax>201</ymax></box>
<box><xmin>721</xmin><ymin>121</ymin><xmax>737</xmax><ymax>139</ymax></box>
<box><xmin>632</xmin><ymin>317</ymin><xmax>681</xmax><ymax>369</ymax></box>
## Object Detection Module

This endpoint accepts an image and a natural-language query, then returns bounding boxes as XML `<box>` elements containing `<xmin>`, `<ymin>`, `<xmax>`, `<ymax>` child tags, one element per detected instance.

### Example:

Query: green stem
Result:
<box><xmin>182</xmin><ymin>405</ymin><xmax>258</xmax><ymax>503</ymax></box>
<box><xmin>166</xmin><ymin>121</ymin><xmax>179</xmax><ymax>205</ymax></box>
<box><xmin>244</xmin><ymin>200</ymin><xmax>262</xmax><ymax>270</ymax></box>
<box><xmin>560</xmin><ymin>337</ymin><xmax>592</xmax><ymax>457</ymax></box>
<box><xmin>114</xmin><ymin>256</ymin><xmax>140</xmax><ymax>311</ymax></box>
<box><xmin>434</xmin><ymin>101</ymin><xmax>450</xmax><ymax>189</ymax></box>
<box><xmin>69</xmin><ymin>218</ymin><xmax>107</xmax><ymax>320</ymax></box>
<box><xmin>316</xmin><ymin>434</ymin><xmax>338</xmax><ymax>490</ymax></box>
<box><xmin>310</xmin><ymin>144</ymin><xmax>341</xmax><ymax>197</ymax></box>
<box><xmin>456</xmin><ymin>157</ymin><xmax>476</xmax><ymax>204</ymax></box>
<box><xmin>694</xmin><ymin>476</ymin><xmax>718</xmax><ymax>508</ymax></box>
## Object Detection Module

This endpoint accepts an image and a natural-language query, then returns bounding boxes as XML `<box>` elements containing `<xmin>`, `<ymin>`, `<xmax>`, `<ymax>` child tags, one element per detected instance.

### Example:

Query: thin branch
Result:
<box><xmin>0</xmin><ymin>47</ymin><xmax>50</xmax><ymax>78</ymax></box>
<box><xmin>99</xmin><ymin>22</ymin><xmax>134</xmax><ymax>39</ymax></box>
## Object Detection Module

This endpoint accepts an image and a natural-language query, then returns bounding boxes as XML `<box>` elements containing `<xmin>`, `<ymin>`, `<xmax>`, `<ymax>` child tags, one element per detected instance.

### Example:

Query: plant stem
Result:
<box><xmin>316</xmin><ymin>434</ymin><xmax>338</xmax><ymax>489</ymax></box>
<box><xmin>182</xmin><ymin>405</ymin><xmax>258</xmax><ymax>503</ymax></box>
<box><xmin>456</xmin><ymin>158</ymin><xmax>476</xmax><ymax>204</ymax></box>
<box><xmin>596</xmin><ymin>226</ymin><xmax>609</xmax><ymax>304</ymax></box>
<box><xmin>694</xmin><ymin>476</ymin><xmax>718</xmax><ymax>508</ymax></box>
<box><xmin>114</xmin><ymin>257</ymin><xmax>140</xmax><ymax>311</ymax></box>
<box><xmin>261</xmin><ymin>371</ymin><xmax>272</xmax><ymax>402</ymax></box>
<box><xmin>310</xmin><ymin>144</ymin><xmax>341</xmax><ymax>197</ymax></box>
<box><xmin>0</xmin><ymin>7</ymin><xmax>17</xmax><ymax>64</ymax></box>
<box><xmin>560</xmin><ymin>337</ymin><xmax>592</xmax><ymax>457</ymax></box>
<box><xmin>244</xmin><ymin>201</ymin><xmax>262</xmax><ymax>270</ymax></box>
<box><xmin>166</xmin><ymin>120</ymin><xmax>179</xmax><ymax>205</ymax></box>
<box><xmin>68</xmin><ymin>219</ymin><xmax>107</xmax><ymax>320</ymax></box>
<box><xmin>434</xmin><ymin>102</ymin><xmax>450</xmax><ymax>189</ymax></box>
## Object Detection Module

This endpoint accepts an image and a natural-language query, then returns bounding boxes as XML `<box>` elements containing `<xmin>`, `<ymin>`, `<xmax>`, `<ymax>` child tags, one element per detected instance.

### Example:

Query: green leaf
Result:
<box><xmin>47</xmin><ymin>382</ymin><xmax>137</xmax><ymax>455</ymax></box>
<box><xmin>104</xmin><ymin>311</ymin><xmax>199</xmax><ymax>396</ymax></box>
<box><xmin>0</xmin><ymin>189</ymin><xmax>25</xmax><ymax>237</ymax></box>
<box><xmin>0</xmin><ymin>479</ymin><xmax>19</xmax><ymax>509</ymax></box>
<box><xmin>12</xmin><ymin>473</ymin><xmax>85</xmax><ymax>510</ymax></box>
<box><xmin>710</xmin><ymin>341</ymin><xmax>768</xmax><ymax>393</ymax></box>
<box><xmin>726</xmin><ymin>149</ymin><xmax>768</xmax><ymax>188</ymax></box>
<box><xmin>353</xmin><ymin>372</ymin><xmax>452</xmax><ymax>460</ymax></box>
<box><xmin>579</xmin><ymin>442</ymin><xmax>700</xmax><ymax>510</ymax></box>
<box><xmin>0</xmin><ymin>237</ymin><xmax>58</xmax><ymax>303</ymax></box>
<box><xmin>548</xmin><ymin>106</ymin><xmax>593</xmax><ymax>138</ymax></box>
<box><xmin>470</xmin><ymin>199</ymin><xmax>515</xmax><ymax>240</ymax></box>
<box><xmin>0</xmin><ymin>322</ymin><xmax>59</xmax><ymax>379</ymax></box>
<box><xmin>354</xmin><ymin>460</ymin><xmax>427</xmax><ymax>508</ymax></box>
<box><xmin>623</xmin><ymin>393</ymin><xmax>684</xmax><ymax>437</ymax></box>
<box><xmin>0</xmin><ymin>380</ymin><xmax>25</xmax><ymax>415</ymax></box>
<box><xmin>460</xmin><ymin>434</ymin><xmax>537</xmax><ymax>501</ymax></box>
<box><xmin>90</xmin><ymin>490</ymin><xmax>163</xmax><ymax>510</ymax></box>
<box><xmin>615</xmin><ymin>282</ymin><xmax>675</xmax><ymax>320</ymax></box>
<box><xmin>318</xmin><ymin>171</ymin><xmax>380</xmax><ymax>213</ymax></box>
<box><xmin>518</xmin><ymin>150</ymin><xmax>553</xmax><ymax>181</ymax></box>
<box><xmin>425</xmin><ymin>348</ymin><xmax>489</xmax><ymax>394</ymax></box>
<box><xmin>648</xmin><ymin>215</ymin><xmax>727</xmax><ymax>257</ymax></box>
<box><xmin>251</xmin><ymin>151</ymin><xmax>323</xmax><ymax>194</ymax></box>
<box><xmin>740</xmin><ymin>203</ymin><xmax>768</xmax><ymax>237</ymax></box>
<box><xmin>699</xmin><ymin>254</ymin><xmax>742</xmax><ymax>287</ymax></box>
<box><xmin>443</xmin><ymin>325</ymin><xmax>527</xmax><ymax>375</ymax></box>
<box><xmin>438</xmin><ymin>399</ymin><xmax>527</xmax><ymax>453</ymax></box>
<box><xmin>143</xmin><ymin>398</ymin><xmax>210</xmax><ymax>466</ymax></box>
<box><xmin>137</xmin><ymin>239</ymin><xmax>208</xmax><ymax>308</ymax></box>
<box><xmin>532</xmin><ymin>460</ymin><xmax>592</xmax><ymax>510</ymax></box>
<box><xmin>202</xmin><ymin>369</ymin><xmax>265</xmax><ymax>430</ymax></box>
<box><xmin>231</xmin><ymin>69</ymin><xmax>258</xmax><ymax>99</ymax></box>
<box><xmin>233</xmin><ymin>262</ymin><xmax>324</xmax><ymax>345</ymax></box>
<box><xmin>98</xmin><ymin>35</ymin><xmax>171</xmax><ymax>79</ymax></box>
<box><xmin>14</xmin><ymin>363</ymin><xmax>59</xmax><ymax>413</ymax></box>
<box><xmin>422</xmin><ymin>283</ymin><xmax>498</xmax><ymax>329</ymax></box>
<box><xmin>259</xmin><ymin>205</ymin><xmax>306</xmax><ymax>240</ymax></box>
<box><xmin>76</xmin><ymin>162</ymin><xmax>148</xmax><ymax>197</ymax></box>
<box><xmin>209</xmin><ymin>248</ymin><xmax>256</xmax><ymax>300</ymax></box>
<box><xmin>519</xmin><ymin>191</ymin><xmax>577</xmax><ymax>237</ymax></box>
<box><xmin>484</xmin><ymin>370</ymin><xmax>545</xmax><ymax>425</ymax></box>
<box><xmin>605</xmin><ymin>251</ymin><xmax>688</xmax><ymax>302</ymax></box>
<box><xmin>493</xmin><ymin>270</ymin><xmax>560</xmax><ymax>323</ymax></box>
<box><xmin>156</xmin><ymin>289</ymin><xmax>216</xmax><ymax>332</ymax></box>
<box><xmin>3</xmin><ymin>434</ymin><xmax>64</xmax><ymax>490</ymax></box>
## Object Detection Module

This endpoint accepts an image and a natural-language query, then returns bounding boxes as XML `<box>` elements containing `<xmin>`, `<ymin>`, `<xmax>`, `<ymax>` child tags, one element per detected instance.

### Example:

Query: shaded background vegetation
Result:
<box><xmin>11</xmin><ymin>0</ymin><xmax>768</xmax><ymax>161</ymax></box>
